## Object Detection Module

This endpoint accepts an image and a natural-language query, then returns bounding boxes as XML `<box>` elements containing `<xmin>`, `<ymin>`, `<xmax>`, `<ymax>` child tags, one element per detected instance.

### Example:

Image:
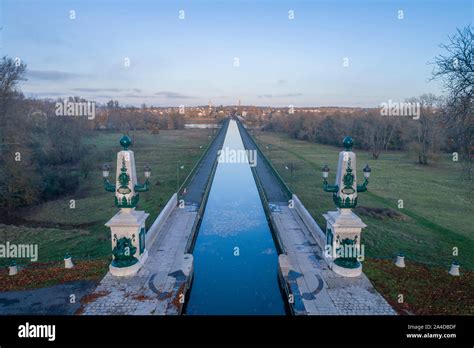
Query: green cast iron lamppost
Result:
<box><xmin>101</xmin><ymin>135</ymin><xmax>152</xmax><ymax>276</ymax></box>
<box><xmin>321</xmin><ymin>136</ymin><xmax>372</xmax><ymax>277</ymax></box>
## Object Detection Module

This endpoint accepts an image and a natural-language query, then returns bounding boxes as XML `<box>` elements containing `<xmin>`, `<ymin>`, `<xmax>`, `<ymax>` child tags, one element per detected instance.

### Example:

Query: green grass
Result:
<box><xmin>0</xmin><ymin>129</ymin><xmax>214</xmax><ymax>268</ymax></box>
<box><xmin>252</xmin><ymin>130</ymin><xmax>474</xmax><ymax>269</ymax></box>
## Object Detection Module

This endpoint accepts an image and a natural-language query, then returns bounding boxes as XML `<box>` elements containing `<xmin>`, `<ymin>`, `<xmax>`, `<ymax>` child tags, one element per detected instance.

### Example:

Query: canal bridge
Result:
<box><xmin>81</xmin><ymin>117</ymin><xmax>395</xmax><ymax>315</ymax></box>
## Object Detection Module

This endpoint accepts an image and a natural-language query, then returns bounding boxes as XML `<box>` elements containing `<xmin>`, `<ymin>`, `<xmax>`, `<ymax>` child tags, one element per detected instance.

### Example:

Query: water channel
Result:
<box><xmin>185</xmin><ymin>120</ymin><xmax>286</xmax><ymax>315</ymax></box>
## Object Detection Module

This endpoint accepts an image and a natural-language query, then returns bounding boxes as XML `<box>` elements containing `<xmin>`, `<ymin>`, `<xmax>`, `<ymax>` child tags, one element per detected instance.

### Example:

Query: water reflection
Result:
<box><xmin>186</xmin><ymin>120</ymin><xmax>286</xmax><ymax>315</ymax></box>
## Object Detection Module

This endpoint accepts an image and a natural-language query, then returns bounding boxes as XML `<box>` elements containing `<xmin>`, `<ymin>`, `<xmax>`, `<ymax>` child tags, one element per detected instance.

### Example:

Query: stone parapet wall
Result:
<box><xmin>146</xmin><ymin>193</ymin><xmax>177</xmax><ymax>248</ymax></box>
<box><xmin>292</xmin><ymin>194</ymin><xmax>326</xmax><ymax>249</ymax></box>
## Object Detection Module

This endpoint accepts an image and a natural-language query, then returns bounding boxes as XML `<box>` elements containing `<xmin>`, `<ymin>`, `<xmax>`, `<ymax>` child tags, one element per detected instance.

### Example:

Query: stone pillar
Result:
<box><xmin>323</xmin><ymin>209</ymin><xmax>366</xmax><ymax>277</ymax></box>
<box><xmin>9</xmin><ymin>261</ymin><xmax>18</xmax><ymax>276</ymax></box>
<box><xmin>395</xmin><ymin>252</ymin><xmax>406</xmax><ymax>268</ymax></box>
<box><xmin>106</xmin><ymin>208</ymin><xmax>149</xmax><ymax>276</ymax></box>
<box><xmin>64</xmin><ymin>254</ymin><xmax>74</xmax><ymax>269</ymax></box>
<box><xmin>448</xmin><ymin>261</ymin><xmax>460</xmax><ymax>276</ymax></box>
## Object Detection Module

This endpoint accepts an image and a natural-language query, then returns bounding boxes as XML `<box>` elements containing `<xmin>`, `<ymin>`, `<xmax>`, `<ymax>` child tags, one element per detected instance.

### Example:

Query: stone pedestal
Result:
<box><xmin>323</xmin><ymin>208</ymin><xmax>366</xmax><ymax>277</ymax></box>
<box><xmin>395</xmin><ymin>254</ymin><xmax>406</xmax><ymax>268</ymax></box>
<box><xmin>9</xmin><ymin>262</ymin><xmax>18</xmax><ymax>276</ymax></box>
<box><xmin>106</xmin><ymin>208</ymin><xmax>149</xmax><ymax>277</ymax></box>
<box><xmin>448</xmin><ymin>261</ymin><xmax>460</xmax><ymax>276</ymax></box>
<box><xmin>64</xmin><ymin>255</ymin><xmax>74</xmax><ymax>269</ymax></box>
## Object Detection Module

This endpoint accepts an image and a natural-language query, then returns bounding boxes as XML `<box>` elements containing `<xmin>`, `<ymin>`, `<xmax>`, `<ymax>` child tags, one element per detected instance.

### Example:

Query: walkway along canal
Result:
<box><xmin>185</xmin><ymin>120</ymin><xmax>286</xmax><ymax>315</ymax></box>
<box><xmin>80</xmin><ymin>117</ymin><xmax>394</xmax><ymax>315</ymax></box>
<box><xmin>80</xmin><ymin>120</ymin><xmax>230</xmax><ymax>315</ymax></box>
<box><xmin>237</xmin><ymin>119</ymin><xmax>396</xmax><ymax>315</ymax></box>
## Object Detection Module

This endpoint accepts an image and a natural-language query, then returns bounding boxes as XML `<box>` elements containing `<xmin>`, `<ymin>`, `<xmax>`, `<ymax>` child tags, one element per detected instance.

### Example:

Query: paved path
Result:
<box><xmin>237</xmin><ymin>120</ymin><xmax>396</xmax><ymax>315</ymax></box>
<box><xmin>181</xmin><ymin>118</ymin><xmax>229</xmax><ymax>205</ymax></box>
<box><xmin>82</xmin><ymin>207</ymin><xmax>197</xmax><ymax>315</ymax></box>
<box><xmin>237</xmin><ymin>120</ymin><xmax>289</xmax><ymax>203</ymax></box>
<box><xmin>274</xmin><ymin>205</ymin><xmax>395</xmax><ymax>315</ymax></box>
<box><xmin>80</xmin><ymin>120</ymin><xmax>229</xmax><ymax>315</ymax></box>
<box><xmin>0</xmin><ymin>280</ymin><xmax>97</xmax><ymax>315</ymax></box>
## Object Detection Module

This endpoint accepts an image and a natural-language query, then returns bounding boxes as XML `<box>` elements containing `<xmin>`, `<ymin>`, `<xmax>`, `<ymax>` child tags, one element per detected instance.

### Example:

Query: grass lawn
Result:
<box><xmin>252</xmin><ymin>130</ymin><xmax>474</xmax><ymax>270</ymax></box>
<box><xmin>0</xmin><ymin>128</ymin><xmax>214</xmax><ymax>270</ymax></box>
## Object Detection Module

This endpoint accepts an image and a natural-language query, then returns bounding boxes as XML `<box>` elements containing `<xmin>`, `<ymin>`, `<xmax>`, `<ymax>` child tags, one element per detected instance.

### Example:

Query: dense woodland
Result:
<box><xmin>0</xmin><ymin>62</ymin><xmax>186</xmax><ymax>215</ymax></box>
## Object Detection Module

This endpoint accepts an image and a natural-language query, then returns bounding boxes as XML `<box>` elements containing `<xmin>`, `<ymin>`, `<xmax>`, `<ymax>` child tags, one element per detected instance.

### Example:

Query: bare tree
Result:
<box><xmin>0</xmin><ymin>56</ymin><xmax>26</xmax><ymax>97</ymax></box>
<box><xmin>406</xmin><ymin>94</ymin><xmax>443</xmax><ymax>164</ymax></box>
<box><xmin>361</xmin><ymin>110</ymin><xmax>399</xmax><ymax>159</ymax></box>
<box><xmin>432</xmin><ymin>26</ymin><xmax>473</xmax><ymax>99</ymax></box>
<box><xmin>0</xmin><ymin>56</ymin><xmax>27</xmax><ymax>157</ymax></box>
<box><xmin>431</xmin><ymin>26</ymin><xmax>473</xmax><ymax>177</ymax></box>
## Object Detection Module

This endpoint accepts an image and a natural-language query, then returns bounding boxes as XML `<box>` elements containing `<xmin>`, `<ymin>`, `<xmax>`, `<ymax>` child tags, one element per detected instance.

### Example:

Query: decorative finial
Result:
<box><xmin>120</xmin><ymin>135</ymin><xmax>132</xmax><ymax>150</ymax></box>
<box><xmin>342</xmin><ymin>136</ymin><xmax>354</xmax><ymax>151</ymax></box>
<box><xmin>342</xmin><ymin>136</ymin><xmax>353</xmax><ymax>151</ymax></box>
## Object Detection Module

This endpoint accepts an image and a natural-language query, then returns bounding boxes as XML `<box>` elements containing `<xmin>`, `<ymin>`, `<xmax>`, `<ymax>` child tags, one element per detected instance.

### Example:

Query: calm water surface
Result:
<box><xmin>186</xmin><ymin>120</ymin><xmax>286</xmax><ymax>315</ymax></box>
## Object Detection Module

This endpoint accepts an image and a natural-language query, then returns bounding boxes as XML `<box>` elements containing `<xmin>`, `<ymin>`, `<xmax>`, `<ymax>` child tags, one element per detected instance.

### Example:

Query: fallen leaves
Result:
<box><xmin>364</xmin><ymin>258</ymin><xmax>474</xmax><ymax>315</ymax></box>
<box><xmin>0</xmin><ymin>259</ymin><xmax>109</xmax><ymax>292</ymax></box>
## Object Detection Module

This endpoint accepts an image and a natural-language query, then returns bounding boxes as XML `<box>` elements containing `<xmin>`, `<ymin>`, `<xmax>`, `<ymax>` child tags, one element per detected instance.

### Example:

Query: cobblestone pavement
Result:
<box><xmin>274</xmin><ymin>206</ymin><xmax>396</xmax><ymax>315</ymax></box>
<box><xmin>81</xmin><ymin>207</ymin><xmax>196</xmax><ymax>315</ymax></box>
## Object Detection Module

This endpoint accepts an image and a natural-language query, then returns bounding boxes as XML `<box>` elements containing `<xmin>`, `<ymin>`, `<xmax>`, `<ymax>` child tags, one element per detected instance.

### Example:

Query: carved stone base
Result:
<box><xmin>331</xmin><ymin>260</ymin><xmax>362</xmax><ymax>277</ymax></box>
<box><xmin>109</xmin><ymin>249</ymin><xmax>148</xmax><ymax>277</ymax></box>
<box><xmin>324</xmin><ymin>209</ymin><xmax>366</xmax><ymax>278</ymax></box>
<box><xmin>106</xmin><ymin>209</ymin><xmax>149</xmax><ymax>277</ymax></box>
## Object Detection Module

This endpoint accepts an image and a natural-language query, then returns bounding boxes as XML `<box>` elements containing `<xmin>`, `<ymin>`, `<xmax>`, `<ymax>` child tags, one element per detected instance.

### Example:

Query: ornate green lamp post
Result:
<box><xmin>102</xmin><ymin>135</ymin><xmax>152</xmax><ymax>276</ymax></box>
<box><xmin>321</xmin><ymin>136</ymin><xmax>371</xmax><ymax>277</ymax></box>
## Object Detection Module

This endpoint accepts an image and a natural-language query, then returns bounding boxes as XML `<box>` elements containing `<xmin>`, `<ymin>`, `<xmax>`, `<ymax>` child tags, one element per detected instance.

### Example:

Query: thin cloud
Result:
<box><xmin>258</xmin><ymin>93</ymin><xmax>303</xmax><ymax>98</ymax></box>
<box><xmin>72</xmin><ymin>88</ymin><xmax>142</xmax><ymax>93</ymax></box>
<box><xmin>25</xmin><ymin>92</ymin><xmax>68</xmax><ymax>97</ymax></box>
<box><xmin>123</xmin><ymin>94</ymin><xmax>156</xmax><ymax>98</ymax></box>
<box><xmin>27</xmin><ymin>70</ymin><xmax>83</xmax><ymax>81</ymax></box>
<box><xmin>155</xmin><ymin>91</ymin><xmax>194</xmax><ymax>99</ymax></box>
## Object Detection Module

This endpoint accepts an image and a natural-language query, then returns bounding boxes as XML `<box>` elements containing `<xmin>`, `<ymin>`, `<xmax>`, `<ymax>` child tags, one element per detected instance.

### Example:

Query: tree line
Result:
<box><xmin>0</xmin><ymin>59</ymin><xmax>185</xmax><ymax>216</ymax></box>
<box><xmin>262</xmin><ymin>94</ymin><xmax>448</xmax><ymax>163</ymax></box>
<box><xmin>261</xmin><ymin>26</ymin><xmax>473</xmax><ymax>178</ymax></box>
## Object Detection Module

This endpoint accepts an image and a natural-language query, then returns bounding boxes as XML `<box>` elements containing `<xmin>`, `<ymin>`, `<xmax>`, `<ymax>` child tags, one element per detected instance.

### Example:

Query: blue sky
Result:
<box><xmin>0</xmin><ymin>0</ymin><xmax>471</xmax><ymax>106</ymax></box>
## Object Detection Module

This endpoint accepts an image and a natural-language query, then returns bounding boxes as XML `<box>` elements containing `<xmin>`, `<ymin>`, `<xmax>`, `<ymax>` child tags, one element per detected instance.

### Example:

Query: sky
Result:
<box><xmin>0</xmin><ymin>0</ymin><xmax>472</xmax><ymax>107</ymax></box>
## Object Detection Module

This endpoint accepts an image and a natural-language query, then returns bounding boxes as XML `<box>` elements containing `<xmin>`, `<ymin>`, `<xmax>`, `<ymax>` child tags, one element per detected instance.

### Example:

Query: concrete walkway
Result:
<box><xmin>0</xmin><ymin>280</ymin><xmax>97</xmax><ymax>315</ymax></box>
<box><xmin>237</xmin><ymin>120</ymin><xmax>396</xmax><ymax>315</ymax></box>
<box><xmin>80</xmin><ymin>121</ymin><xmax>229</xmax><ymax>315</ymax></box>
<box><xmin>181</xmin><ymin>118</ymin><xmax>229</xmax><ymax>205</ymax></box>
<box><xmin>238</xmin><ymin>120</ymin><xmax>288</xmax><ymax>203</ymax></box>
<box><xmin>81</xmin><ymin>206</ymin><xmax>197</xmax><ymax>315</ymax></box>
<box><xmin>274</xmin><ymin>205</ymin><xmax>395</xmax><ymax>315</ymax></box>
